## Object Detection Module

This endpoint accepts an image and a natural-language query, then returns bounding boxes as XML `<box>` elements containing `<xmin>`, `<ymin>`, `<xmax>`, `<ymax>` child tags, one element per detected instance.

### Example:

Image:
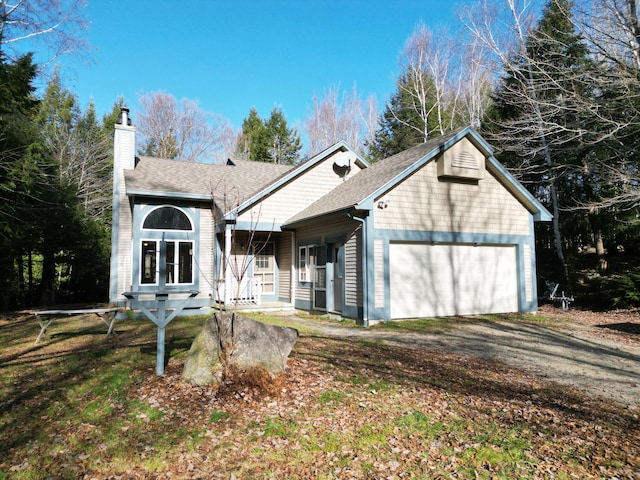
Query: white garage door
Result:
<box><xmin>390</xmin><ymin>243</ymin><xmax>518</xmax><ymax>319</ymax></box>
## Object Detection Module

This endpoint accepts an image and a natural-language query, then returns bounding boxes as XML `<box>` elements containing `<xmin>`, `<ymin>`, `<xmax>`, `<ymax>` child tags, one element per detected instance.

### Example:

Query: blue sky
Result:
<box><xmin>65</xmin><ymin>1</ymin><xmax>458</xmax><ymax>133</ymax></box>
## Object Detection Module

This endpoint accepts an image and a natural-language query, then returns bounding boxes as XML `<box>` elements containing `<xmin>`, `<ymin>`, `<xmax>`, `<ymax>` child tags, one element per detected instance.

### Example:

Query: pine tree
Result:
<box><xmin>486</xmin><ymin>0</ymin><xmax>593</xmax><ymax>278</ymax></box>
<box><xmin>367</xmin><ymin>72</ymin><xmax>439</xmax><ymax>162</ymax></box>
<box><xmin>237</xmin><ymin>108</ymin><xmax>268</xmax><ymax>161</ymax></box>
<box><xmin>0</xmin><ymin>42</ymin><xmax>41</xmax><ymax>309</ymax></box>
<box><xmin>237</xmin><ymin>107</ymin><xmax>301</xmax><ymax>164</ymax></box>
<box><xmin>264</xmin><ymin>107</ymin><xmax>302</xmax><ymax>164</ymax></box>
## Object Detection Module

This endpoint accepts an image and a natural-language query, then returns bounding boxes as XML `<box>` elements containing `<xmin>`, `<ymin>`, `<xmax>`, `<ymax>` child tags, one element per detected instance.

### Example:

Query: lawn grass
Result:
<box><xmin>0</xmin><ymin>310</ymin><xmax>638</xmax><ymax>479</ymax></box>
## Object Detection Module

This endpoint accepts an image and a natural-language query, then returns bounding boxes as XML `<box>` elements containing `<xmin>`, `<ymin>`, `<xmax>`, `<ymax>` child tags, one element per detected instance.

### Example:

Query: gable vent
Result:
<box><xmin>437</xmin><ymin>137</ymin><xmax>485</xmax><ymax>182</ymax></box>
<box><xmin>452</xmin><ymin>151</ymin><xmax>479</xmax><ymax>170</ymax></box>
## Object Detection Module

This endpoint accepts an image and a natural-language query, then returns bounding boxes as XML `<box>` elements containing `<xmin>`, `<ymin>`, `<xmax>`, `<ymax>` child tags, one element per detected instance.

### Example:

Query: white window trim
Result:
<box><xmin>139</xmin><ymin>238</ymin><xmax>195</xmax><ymax>286</ymax></box>
<box><xmin>298</xmin><ymin>245</ymin><xmax>311</xmax><ymax>283</ymax></box>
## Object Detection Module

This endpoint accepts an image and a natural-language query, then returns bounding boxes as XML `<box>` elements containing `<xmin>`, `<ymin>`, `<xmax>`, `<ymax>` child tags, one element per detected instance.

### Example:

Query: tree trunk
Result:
<box><xmin>40</xmin><ymin>247</ymin><xmax>56</xmax><ymax>305</ymax></box>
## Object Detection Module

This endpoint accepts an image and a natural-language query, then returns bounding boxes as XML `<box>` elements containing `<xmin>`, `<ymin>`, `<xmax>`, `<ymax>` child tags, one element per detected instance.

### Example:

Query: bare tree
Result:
<box><xmin>575</xmin><ymin>0</ymin><xmax>640</xmax><ymax>70</ymax></box>
<box><xmin>460</xmin><ymin>0</ymin><xmax>640</xmax><ymax>271</ymax></box>
<box><xmin>458</xmin><ymin>0</ymin><xmax>575</xmax><ymax>276</ymax></box>
<box><xmin>402</xmin><ymin>23</ymin><xmax>457</xmax><ymax>138</ymax></box>
<box><xmin>0</xmin><ymin>0</ymin><xmax>89</xmax><ymax>68</ymax></box>
<box><xmin>392</xmin><ymin>22</ymin><xmax>492</xmax><ymax>141</ymax></box>
<box><xmin>304</xmin><ymin>84</ymin><xmax>378</xmax><ymax>156</ymax></box>
<box><xmin>137</xmin><ymin>91</ymin><xmax>235</xmax><ymax>163</ymax></box>
<box><xmin>572</xmin><ymin>0</ymin><xmax>640</xmax><ymax>209</ymax></box>
<box><xmin>458</xmin><ymin>35</ymin><xmax>495</xmax><ymax>128</ymax></box>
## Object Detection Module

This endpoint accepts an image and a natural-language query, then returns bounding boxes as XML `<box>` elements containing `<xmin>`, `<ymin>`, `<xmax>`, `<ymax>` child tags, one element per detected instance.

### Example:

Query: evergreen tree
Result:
<box><xmin>237</xmin><ymin>107</ymin><xmax>301</xmax><ymax>164</ymax></box>
<box><xmin>485</xmin><ymin>0</ymin><xmax>593</xmax><ymax>278</ymax></box>
<box><xmin>0</xmin><ymin>43</ymin><xmax>41</xmax><ymax>309</ymax></box>
<box><xmin>367</xmin><ymin>72</ymin><xmax>440</xmax><ymax>162</ymax></box>
<box><xmin>265</xmin><ymin>107</ymin><xmax>302</xmax><ymax>164</ymax></box>
<box><xmin>237</xmin><ymin>108</ymin><xmax>268</xmax><ymax>161</ymax></box>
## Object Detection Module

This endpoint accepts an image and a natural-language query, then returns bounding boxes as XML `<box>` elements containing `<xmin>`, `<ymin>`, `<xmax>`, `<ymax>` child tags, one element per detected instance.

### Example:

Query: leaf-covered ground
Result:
<box><xmin>0</xmin><ymin>309</ymin><xmax>639</xmax><ymax>479</ymax></box>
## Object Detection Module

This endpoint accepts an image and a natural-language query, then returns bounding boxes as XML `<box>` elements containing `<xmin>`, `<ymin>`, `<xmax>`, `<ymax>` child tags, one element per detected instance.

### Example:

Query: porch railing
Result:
<box><xmin>228</xmin><ymin>276</ymin><xmax>262</xmax><ymax>305</ymax></box>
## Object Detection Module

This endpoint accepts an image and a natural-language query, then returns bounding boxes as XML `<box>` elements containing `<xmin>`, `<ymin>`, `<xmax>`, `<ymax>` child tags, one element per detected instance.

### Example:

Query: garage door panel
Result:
<box><xmin>390</xmin><ymin>243</ymin><xmax>518</xmax><ymax>319</ymax></box>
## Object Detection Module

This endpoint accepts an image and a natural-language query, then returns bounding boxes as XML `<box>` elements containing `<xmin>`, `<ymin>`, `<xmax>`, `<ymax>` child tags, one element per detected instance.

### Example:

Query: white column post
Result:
<box><xmin>224</xmin><ymin>224</ymin><xmax>232</xmax><ymax>304</ymax></box>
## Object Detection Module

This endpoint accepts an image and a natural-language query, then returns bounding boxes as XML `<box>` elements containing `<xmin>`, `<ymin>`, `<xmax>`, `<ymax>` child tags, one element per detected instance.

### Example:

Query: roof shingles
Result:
<box><xmin>283</xmin><ymin>132</ymin><xmax>458</xmax><ymax>225</ymax></box>
<box><xmin>124</xmin><ymin>157</ymin><xmax>293</xmax><ymax>211</ymax></box>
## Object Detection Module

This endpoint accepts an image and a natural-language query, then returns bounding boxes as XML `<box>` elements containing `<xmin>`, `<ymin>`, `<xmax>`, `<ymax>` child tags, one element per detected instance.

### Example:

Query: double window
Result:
<box><xmin>140</xmin><ymin>240</ymin><xmax>193</xmax><ymax>285</ymax></box>
<box><xmin>139</xmin><ymin>206</ymin><xmax>194</xmax><ymax>287</ymax></box>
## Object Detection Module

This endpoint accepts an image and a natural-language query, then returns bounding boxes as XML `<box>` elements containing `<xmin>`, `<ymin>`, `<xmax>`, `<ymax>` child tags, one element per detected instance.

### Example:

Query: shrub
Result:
<box><xmin>605</xmin><ymin>272</ymin><xmax>640</xmax><ymax>308</ymax></box>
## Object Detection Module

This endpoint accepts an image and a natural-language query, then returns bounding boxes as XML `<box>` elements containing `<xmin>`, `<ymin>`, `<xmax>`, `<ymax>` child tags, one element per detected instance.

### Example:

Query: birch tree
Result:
<box><xmin>137</xmin><ymin>91</ymin><xmax>235</xmax><ymax>163</ymax></box>
<box><xmin>460</xmin><ymin>0</ymin><xmax>593</xmax><ymax>278</ymax></box>
<box><xmin>304</xmin><ymin>84</ymin><xmax>378</xmax><ymax>157</ymax></box>
<box><xmin>0</xmin><ymin>0</ymin><xmax>89</xmax><ymax>68</ymax></box>
<box><xmin>368</xmin><ymin>22</ymin><xmax>491</xmax><ymax>162</ymax></box>
<box><xmin>573</xmin><ymin>0</ymin><xmax>640</xmax><ymax>212</ymax></box>
<box><xmin>37</xmin><ymin>71</ymin><xmax>112</xmax><ymax>220</ymax></box>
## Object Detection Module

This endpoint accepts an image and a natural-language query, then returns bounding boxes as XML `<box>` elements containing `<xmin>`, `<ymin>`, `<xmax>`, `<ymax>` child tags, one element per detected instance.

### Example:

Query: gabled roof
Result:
<box><xmin>124</xmin><ymin>141</ymin><xmax>368</xmax><ymax>219</ymax></box>
<box><xmin>124</xmin><ymin>156</ymin><xmax>293</xmax><ymax>206</ymax></box>
<box><xmin>222</xmin><ymin>141</ymin><xmax>368</xmax><ymax>220</ymax></box>
<box><xmin>283</xmin><ymin>126</ymin><xmax>552</xmax><ymax>226</ymax></box>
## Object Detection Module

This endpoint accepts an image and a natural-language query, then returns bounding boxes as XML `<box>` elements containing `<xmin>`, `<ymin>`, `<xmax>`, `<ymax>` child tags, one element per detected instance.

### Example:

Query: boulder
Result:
<box><xmin>182</xmin><ymin>312</ymin><xmax>299</xmax><ymax>386</ymax></box>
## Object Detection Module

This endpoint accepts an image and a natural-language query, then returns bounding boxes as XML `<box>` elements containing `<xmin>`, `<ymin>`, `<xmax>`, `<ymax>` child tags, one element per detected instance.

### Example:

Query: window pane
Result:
<box><xmin>255</xmin><ymin>242</ymin><xmax>274</xmax><ymax>271</ymax></box>
<box><xmin>299</xmin><ymin>247</ymin><xmax>307</xmax><ymax>282</ymax></box>
<box><xmin>141</xmin><ymin>241</ymin><xmax>157</xmax><ymax>284</ymax></box>
<box><xmin>313</xmin><ymin>245</ymin><xmax>326</xmax><ymax>266</ymax></box>
<box><xmin>178</xmin><ymin>242</ymin><xmax>193</xmax><ymax>283</ymax></box>
<box><xmin>315</xmin><ymin>290</ymin><xmax>326</xmax><ymax>309</ymax></box>
<box><xmin>165</xmin><ymin>242</ymin><xmax>175</xmax><ymax>284</ymax></box>
<box><xmin>143</xmin><ymin>207</ymin><xmax>192</xmax><ymax>230</ymax></box>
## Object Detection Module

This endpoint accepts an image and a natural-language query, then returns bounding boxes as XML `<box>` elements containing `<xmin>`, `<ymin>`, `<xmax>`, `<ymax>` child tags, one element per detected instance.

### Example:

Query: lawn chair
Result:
<box><xmin>543</xmin><ymin>280</ymin><xmax>574</xmax><ymax>310</ymax></box>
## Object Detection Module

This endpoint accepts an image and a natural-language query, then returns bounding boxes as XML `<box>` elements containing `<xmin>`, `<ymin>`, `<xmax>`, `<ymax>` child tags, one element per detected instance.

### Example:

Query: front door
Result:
<box><xmin>313</xmin><ymin>245</ymin><xmax>327</xmax><ymax>310</ymax></box>
<box><xmin>312</xmin><ymin>244</ymin><xmax>344</xmax><ymax>313</ymax></box>
<box><xmin>253</xmin><ymin>241</ymin><xmax>275</xmax><ymax>296</ymax></box>
<box><xmin>331</xmin><ymin>244</ymin><xmax>344</xmax><ymax>313</ymax></box>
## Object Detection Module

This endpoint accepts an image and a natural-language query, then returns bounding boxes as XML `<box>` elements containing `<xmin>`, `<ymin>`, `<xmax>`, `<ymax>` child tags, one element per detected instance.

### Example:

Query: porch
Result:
<box><xmin>228</xmin><ymin>301</ymin><xmax>296</xmax><ymax>315</ymax></box>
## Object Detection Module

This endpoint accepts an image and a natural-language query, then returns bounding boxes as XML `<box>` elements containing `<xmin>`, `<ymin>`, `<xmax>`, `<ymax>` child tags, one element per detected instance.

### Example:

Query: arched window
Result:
<box><xmin>139</xmin><ymin>206</ymin><xmax>194</xmax><ymax>286</ymax></box>
<box><xmin>143</xmin><ymin>206</ymin><xmax>192</xmax><ymax>231</ymax></box>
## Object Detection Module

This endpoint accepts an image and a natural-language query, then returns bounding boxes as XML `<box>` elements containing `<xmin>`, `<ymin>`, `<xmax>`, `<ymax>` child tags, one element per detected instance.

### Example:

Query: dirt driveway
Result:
<box><xmin>291</xmin><ymin>307</ymin><xmax>640</xmax><ymax>408</ymax></box>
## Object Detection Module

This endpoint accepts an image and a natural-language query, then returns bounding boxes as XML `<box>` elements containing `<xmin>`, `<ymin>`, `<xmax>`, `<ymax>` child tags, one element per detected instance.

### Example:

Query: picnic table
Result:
<box><xmin>30</xmin><ymin>307</ymin><xmax>121</xmax><ymax>345</ymax></box>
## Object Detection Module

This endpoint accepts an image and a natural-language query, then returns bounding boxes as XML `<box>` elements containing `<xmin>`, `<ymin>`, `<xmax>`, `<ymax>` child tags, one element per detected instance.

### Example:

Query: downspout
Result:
<box><xmin>348</xmin><ymin>210</ymin><xmax>369</xmax><ymax>327</ymax></box>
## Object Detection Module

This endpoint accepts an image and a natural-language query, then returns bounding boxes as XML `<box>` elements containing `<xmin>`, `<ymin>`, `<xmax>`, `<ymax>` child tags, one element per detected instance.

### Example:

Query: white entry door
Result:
<box><xmin>389</xmin><ymin>243</ymin><xmax>518</xmax><ymax>319</ymax></box>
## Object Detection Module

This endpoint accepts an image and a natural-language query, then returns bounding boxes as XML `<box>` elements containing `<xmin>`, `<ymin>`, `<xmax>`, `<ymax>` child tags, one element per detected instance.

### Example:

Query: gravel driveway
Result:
<box><xmin>291</xmin><ymin>311</ymin><xmax>640</xmax><ymax>408</ymax></box>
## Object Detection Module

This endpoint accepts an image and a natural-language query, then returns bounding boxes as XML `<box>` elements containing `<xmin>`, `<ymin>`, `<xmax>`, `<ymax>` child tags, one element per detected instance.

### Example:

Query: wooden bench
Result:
<box><xmin>30</xmin><ymin>307</ymin><xmax>121</xmax><ymax>345</ymax></box>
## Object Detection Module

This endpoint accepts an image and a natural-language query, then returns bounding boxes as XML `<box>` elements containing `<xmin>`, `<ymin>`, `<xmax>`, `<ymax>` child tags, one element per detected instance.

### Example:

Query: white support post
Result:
<box><xmin>224</xmin><ymin>225</ymin><xmax>232</xmax><ymax>305</ymax></box>
<box><xmin>290</xmin><ymin>231</ymin><xmax>296</xmax><ymax>303</ymax></box>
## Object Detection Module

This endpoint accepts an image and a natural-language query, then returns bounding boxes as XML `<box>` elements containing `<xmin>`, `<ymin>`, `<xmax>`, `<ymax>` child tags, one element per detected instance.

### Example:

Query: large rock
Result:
<box><xmin>182</xmin><ymin>312</ymin><xmax>299</xmax><ymax>386</ymax></box>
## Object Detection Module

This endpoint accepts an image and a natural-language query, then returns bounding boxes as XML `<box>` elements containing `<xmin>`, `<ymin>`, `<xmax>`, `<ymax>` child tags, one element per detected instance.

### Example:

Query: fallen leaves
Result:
<box><xmin>1</xmin><ymin>311</ymin><xmax>640</xmax><ymax>479</ymax></box>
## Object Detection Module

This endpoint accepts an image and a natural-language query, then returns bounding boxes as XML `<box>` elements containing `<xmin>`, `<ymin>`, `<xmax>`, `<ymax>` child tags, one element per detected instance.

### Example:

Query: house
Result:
<box><xmin>109</xmin><ymin>108</ymin><xmax>551</xmax><ymax>326</ymax></box>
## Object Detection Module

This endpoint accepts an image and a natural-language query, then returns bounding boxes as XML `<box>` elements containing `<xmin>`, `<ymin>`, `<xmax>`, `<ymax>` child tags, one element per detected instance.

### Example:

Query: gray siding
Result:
<box><xmin>198</xmin><ymin>205</ymin><xmax>215</xmax><ymax>297</ymax></box>
<box><xmin>294</xmin><ymin>216</ymin><xmax>362</xmax><ymax>308</ymax></box>
<box><xmin>278</xmin><ymin>232</ymin><xmax>292</xmax><ymax>301</ymax></box>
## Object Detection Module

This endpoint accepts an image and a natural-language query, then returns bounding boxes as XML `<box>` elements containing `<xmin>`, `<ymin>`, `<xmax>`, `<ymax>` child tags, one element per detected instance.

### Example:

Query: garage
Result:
<box><xmin>389</xmin><ymin>243</ymin><xmax>519</xmax><ymax>319</ymax></box>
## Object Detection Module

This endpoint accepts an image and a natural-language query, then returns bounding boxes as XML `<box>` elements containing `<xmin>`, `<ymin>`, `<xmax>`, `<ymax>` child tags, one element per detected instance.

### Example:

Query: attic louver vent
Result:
<box><xmin>452</xmin><ymin>151</ymin><xmax>478</xmax><ymax>170</ymax></box>
<box><xmin>437</xmin><ymin>138</ymin><xmax>485</xmax><ymax>182</ymax></box>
